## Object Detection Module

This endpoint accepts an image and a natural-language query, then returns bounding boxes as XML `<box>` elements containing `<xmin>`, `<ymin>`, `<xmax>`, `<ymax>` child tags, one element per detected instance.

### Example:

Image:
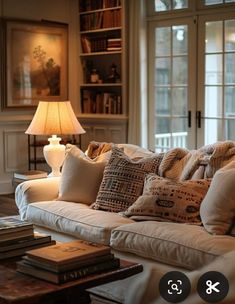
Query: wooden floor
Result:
<box><xmin>0</xmin><ymin>194</ymin><xmax>19</xmax><ymax>216</ymax></box>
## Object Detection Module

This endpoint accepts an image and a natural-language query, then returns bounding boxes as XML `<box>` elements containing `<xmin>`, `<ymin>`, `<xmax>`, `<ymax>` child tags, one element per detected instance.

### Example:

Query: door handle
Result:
<box><xmin>188</xmin><ymin>111</ymin><xmax>191</xmax><ymax>128</ymax></box>
<box><xmin>196</xmin><ymin>111</ymin><xmax>201</xmax><ymax>128</ymax></box>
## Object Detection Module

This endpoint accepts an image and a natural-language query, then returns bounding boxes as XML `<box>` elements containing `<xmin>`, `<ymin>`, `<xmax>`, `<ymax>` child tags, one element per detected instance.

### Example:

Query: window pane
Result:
<box><xmin>205</xmin><ymin>86</ymin><xmax>223</xmax><ymax>117</ymax></box>
<box><xmin>155</xmin><ymin>117</ymin><xmax>171</xmax><ymax>151</ymax></box>
<box><xmin>172</xmin><ymin>118</ymin><xmax>188</xmax><ymax>148</ymax></box>
<box><xmin>155</xmin><ymin>58</ymin><xmax>171</xmax><ymax>84</ymax></box>
<box><xmin>155</xmin><ymin>117</ymin><xmax>170</xmax><ymax>134</ymax></box>
<box><xmin>173</xmin><ymin>0</ymin><xmax>188</xmax><ymax>9</ymax></box>
<box><xmin>205</xmin><ymin>54</ymin><xmax>222</xmax><ymax>85</ymax></box>
<box><xmin>205</xmin><ymin>21</ymin><xmax>223</xmax><ymax>53</ymax></box>
<box><xmin>173</xmin><ymin>25</ymin><xmax>188</xmax><ymax>55</ymax></box>
<box><xmin>155</xmin><ymin>27</ymin><xmax>171</xmax><ymax>56</ymax></box>
<box><xmin>155</xmin><ymin>0</ymin><xmax>171</xmax><ymax>11</ymax></box>
<box><xmin>204</xmin><ymin>118</ymin><xmax>223</xmax><ymax>145</ymax></box>
<box><xmin>172</xmin><ymin>88</ymin><xmax>187</xmax><ymax>115</ymax></box>
<box><xmin>205</xmin><ymin>0</ymin><xmax>223</xmax><ymax>5</ymax></box>
<box><xmin>225</xmin><ymin>53</ymin><xmax>235</xmax><ymax>84</ymax></box>
<box><xmin>225</xmin><ymin>20</ymin><xmax>235</xmax><ymax>51</ymax></box>
<box><xmin>155</xmin><ymin>88</ymin><xmax>171</xmax><ymax>115</ymax></box>
<box><xmin>225</xmin><ymin>119</ymin><xmax>235</xmax><ymax>140</ymax></box>
<box><xmin>173</xmin><ymin>56</ymin><xmax>188</xmax><ymax>85</ymax></box>
<box><xmin>224</xmin><ymin>86</ymin><xmax>235</xmax><ymax>117</ymax></box>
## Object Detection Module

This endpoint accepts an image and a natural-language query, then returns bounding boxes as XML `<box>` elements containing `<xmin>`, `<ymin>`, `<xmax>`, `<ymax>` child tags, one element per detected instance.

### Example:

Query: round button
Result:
<box><xmin>197</xmin><ymin>271</ymin><xmax>229</xmax><ymax>303</ymax></box>
<box><xmin>159</xmin><ymin>271</ymin><xmax>191</xmax><ymax>303</ymax></box>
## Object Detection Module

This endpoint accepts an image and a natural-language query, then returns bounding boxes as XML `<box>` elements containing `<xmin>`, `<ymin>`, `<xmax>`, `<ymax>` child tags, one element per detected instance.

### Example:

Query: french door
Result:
<box><xmin>149</xmin><ymin>10</ymin><xmax>235</xmax><ymax>151</ymax></box>
<box><xmin>197</xmin><ymin>12</ymin><xmax>235</xmax><ymax>147</ymax></box>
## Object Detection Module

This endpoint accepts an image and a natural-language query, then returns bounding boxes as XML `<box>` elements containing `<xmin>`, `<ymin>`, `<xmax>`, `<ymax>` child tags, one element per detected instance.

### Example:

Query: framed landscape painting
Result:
<box><xmin>1</xmin><ymin>19</ymin><xmax>68</xmax><ymax>109</ymax></box>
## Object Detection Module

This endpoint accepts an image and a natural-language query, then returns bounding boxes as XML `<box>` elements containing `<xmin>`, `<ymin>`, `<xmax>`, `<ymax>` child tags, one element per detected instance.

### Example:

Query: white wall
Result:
<box><xmin>0</xmin><ymin>0</ymin><xmax>80</xmax><ymax>193</ymax></box>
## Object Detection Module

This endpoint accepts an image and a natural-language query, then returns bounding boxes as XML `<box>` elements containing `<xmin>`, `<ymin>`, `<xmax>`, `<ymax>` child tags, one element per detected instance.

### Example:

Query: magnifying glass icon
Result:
<box><xmin>171</xmin><ymin>283</ymin><xmax>179</xmax><ymax>292</ymax></box>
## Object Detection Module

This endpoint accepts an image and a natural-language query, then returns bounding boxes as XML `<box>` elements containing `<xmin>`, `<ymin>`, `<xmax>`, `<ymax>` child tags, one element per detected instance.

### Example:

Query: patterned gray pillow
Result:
<box><xmin>92</xmin><ymin>147</ymin><xmax>163</xmax><ymax>212</ymax></box>
<box><xmin>124</xmin><ymin>173</ymin><xmax>211</xmax><ymax>224</ymax></box>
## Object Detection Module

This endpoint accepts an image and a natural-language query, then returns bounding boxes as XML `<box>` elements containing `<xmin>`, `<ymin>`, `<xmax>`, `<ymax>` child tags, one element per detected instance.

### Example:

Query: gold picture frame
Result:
<box><xmin>0</xmin><ymin>18</ymin><xmax>68</xmax><ymax>109</ymax></box>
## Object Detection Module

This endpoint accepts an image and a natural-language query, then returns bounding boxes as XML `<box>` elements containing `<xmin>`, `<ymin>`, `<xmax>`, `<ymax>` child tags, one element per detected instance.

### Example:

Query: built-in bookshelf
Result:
<box><xmin>78</xmin><ymin>0</ymin><xmax>127</xmax><ymax>147</ymax></box>
<box><xmin>78</xmin><ymin>0</ymin><xmax>124</xmax><ymax>116</ymax></box>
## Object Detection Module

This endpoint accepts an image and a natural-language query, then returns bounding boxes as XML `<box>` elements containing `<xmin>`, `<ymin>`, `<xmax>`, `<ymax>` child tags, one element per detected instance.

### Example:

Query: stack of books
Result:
<box><xmin>17</xmin><ymin>240</ymin><xmax>120</xmax><ymax>284</ymax></box>
<box><xmin>0</xmin><ymin>216</ymin><xmax>55</xmax><ymax>260</ymax></box>
<box><xmin>107</xmin><ymin>38</ymin><xmax>122</xmax><ymax>51</ymax></box>
<box><xmin>14</xmin><ymin>170</ymin><xmax>48</xmax><ymax>180</ymax></box>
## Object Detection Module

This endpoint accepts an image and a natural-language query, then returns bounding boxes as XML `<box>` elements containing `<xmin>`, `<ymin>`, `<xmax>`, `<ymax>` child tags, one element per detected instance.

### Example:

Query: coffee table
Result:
<box><xmin>0</xmin><ymin>258</ymin><xmax>143</xmax><ymax>304</ymax></box>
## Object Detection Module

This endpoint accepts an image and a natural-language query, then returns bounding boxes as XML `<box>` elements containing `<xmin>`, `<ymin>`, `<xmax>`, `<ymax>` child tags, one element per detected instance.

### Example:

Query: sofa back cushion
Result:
<box><xmin>92</xmin><ymin>147</ymin><xmax>163</xmax><ymax>213</ymax></box>
<box><xmin>57</xmin><ymin>145</ymin><xmax>110</xmax><ymax>204</ymax></box>
<box><xmin>124</xmin><ymin>174</ymin><xmax>211</xmax><ymax>224</ymax></box>
<box><xmin>200</xmin><ymin>161</ymin><xmax>235</xmax><ymax>235</ymax></box>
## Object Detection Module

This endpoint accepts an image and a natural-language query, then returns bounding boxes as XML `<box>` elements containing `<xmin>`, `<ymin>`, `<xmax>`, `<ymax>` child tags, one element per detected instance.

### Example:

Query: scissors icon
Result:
<box><xmin>206</xmin><ymin>280</ymin><xmax>220</xmax><ymax>294</ymax></box>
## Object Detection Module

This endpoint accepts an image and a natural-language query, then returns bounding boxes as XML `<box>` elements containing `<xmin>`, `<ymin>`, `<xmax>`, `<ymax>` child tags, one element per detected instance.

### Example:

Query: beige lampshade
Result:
<box><xmin>25</xmin><ymin>101</ymin><xmax>85</xmax><ymax>135</ymax></box>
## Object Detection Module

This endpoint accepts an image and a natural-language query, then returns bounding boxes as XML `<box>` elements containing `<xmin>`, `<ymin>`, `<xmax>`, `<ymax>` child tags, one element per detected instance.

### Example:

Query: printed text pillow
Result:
<box><xmin>124</xmin><ymin>173</ymin><xmax>211</xmax><ymax>224</ymax></box>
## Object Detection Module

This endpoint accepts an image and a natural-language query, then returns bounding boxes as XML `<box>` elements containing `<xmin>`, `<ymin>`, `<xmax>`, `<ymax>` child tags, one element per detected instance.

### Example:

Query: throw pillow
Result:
<box><xmin>124</xmin><ymin>173</ymin><xmax>211</xmax><ymax>224</ymax></box>
<box><xmin>92</xmin><ymin>147</ymin><xmax>163</xmax><ymax>212</ymax></box>
<box><xmin>200</xmin><ymin>161</ymin><xmax>235</xmax><ymax>235</ymax></box>
<box><xmin>57</xmin><ymin>145</ymin><xmax>110</xmax><ymax>204</ymax></box>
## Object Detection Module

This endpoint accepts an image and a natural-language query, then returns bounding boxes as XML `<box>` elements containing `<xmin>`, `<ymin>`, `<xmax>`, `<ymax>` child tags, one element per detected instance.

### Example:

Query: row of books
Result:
<box><xmin>0</xmin><ymin>216</ymin><xmax>55</xmax><ymax>259</ymax></box>
<box><xmin>82</xmin><ymin>90</ymin><xmax>122</xmax><ymax>114</ymax></box>
<box><xmin>79</xmin><ymin>0</ymin><xmax>121</xmax><ymax>12</ymax></box>
<box><xmin>81</xmin><ymin>36</ymin><xmax>122</xmax><ymax>53</ymax></box>
<box><xmin>80</xmin><ymin>9</ymin><xmax>121</xmax><ymax>31</ymax></box>
<box><xmin>17</xmin><ymin>240</ymin><xmax>120</xmax><ymax>284</ymax></box>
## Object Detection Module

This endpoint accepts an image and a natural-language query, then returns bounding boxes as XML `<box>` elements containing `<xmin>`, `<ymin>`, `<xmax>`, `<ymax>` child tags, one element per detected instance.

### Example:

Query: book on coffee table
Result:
<box><xmin>0</xmin><ymin>216</ymin><xmax>34</xmax><ymax>244</ymax></box>
<box><xmin>0</xmin><ymin>233</ymin><xmax>52</xmax><ymax>252</ymax></box>
<box><xmin>25</xmin><ymin>240</ymin><xmax>111</xmax><ymax>265</ymax></box>
<box><xmin>0</xmin><ymin>233</ymin><xmax>56</xmax><ymax>260</ymax></box>
<box><xmin>0</xmin><ymin>216</ymin><xmax>33</xmax><ymax>234</ymax></box>
<box><xmin>22</xmin><ymin>253</ymin><xmax>115</xmax><ymax>273</ymax></box>
<box><xmin>17</xmin><ymin>257</ymin><xmax>120</xmax><ymax>284</ymax></box>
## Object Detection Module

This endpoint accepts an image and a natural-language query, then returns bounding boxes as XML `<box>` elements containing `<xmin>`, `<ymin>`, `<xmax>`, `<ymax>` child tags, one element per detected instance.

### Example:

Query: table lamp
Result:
<box><xmin>25</xmin><ymin>101</ymin><xmax>85</xmax><ymax>177</ymax></box>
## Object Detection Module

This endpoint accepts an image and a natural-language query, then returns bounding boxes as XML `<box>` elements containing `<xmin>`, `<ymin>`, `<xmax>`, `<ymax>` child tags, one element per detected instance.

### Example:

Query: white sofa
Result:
<box><xmin>15</xmin><ymin>142</ymin><xmax>235</xmax><ymax>303</ymax></box>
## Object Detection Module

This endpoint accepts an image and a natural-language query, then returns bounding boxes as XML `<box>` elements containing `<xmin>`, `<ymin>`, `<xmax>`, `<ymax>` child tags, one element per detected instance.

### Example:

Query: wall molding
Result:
<box><xmin>3</xmin><ymin>129</ymin><xmax>28</xmax><ymax>173</ymax></box>
<box><xmin>0</xmin><ymin>180</ymin><xmax>14</xmax><ymax>194</ymax></box>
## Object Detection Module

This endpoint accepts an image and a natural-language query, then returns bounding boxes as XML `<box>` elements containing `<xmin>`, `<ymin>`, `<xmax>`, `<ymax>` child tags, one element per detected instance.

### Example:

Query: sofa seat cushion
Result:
<box><xmin>25</xmin><ymin>201</ymin><xmax>134</xmax><ymax>245</ymax></box>
<box><xmin>110</xmin><ymin>221</ymin><xmax>235</xmax><ymax>270</ymax></box>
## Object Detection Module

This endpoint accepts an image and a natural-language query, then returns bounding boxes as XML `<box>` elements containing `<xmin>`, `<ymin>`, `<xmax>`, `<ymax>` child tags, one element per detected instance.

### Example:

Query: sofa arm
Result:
<box><xmin>15</xmin><ymin>177</ymin><xmax>60</xmax><ymax>219</ymax></box>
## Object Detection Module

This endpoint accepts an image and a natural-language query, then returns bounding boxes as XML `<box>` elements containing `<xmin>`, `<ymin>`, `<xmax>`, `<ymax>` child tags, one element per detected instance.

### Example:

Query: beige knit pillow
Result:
<box><xmin>124</xmin><ymin>173</ymin><xmax>211</xmax><ymax>224</ymax></box>
<box><xmin>200</xmin><ymin>161</ymin><xmax>235</xmax><ymax>235</ymax></box>
<box><xmin>57</xmin><ymin>145</ymin><xmax>110</xmax><ymax>204</ymax></box>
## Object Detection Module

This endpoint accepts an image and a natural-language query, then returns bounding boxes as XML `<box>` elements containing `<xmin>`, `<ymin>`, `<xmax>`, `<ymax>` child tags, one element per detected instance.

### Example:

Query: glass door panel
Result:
<box><xmin>149</xmin><ymin>18</ymin><xmax>195</xmax><ymax>152</ymax></box>
<box><xmin>198</xmin><ymin>12</ymin><xmax>235</xmax><ymax>146</ymax></box>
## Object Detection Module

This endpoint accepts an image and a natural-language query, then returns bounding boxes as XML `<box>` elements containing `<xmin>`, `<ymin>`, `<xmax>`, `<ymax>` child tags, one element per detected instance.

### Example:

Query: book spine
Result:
<box><xmin>59</xmin><ymin>258</ymin><xmax>120</xmax><ymax>283</ymax></box>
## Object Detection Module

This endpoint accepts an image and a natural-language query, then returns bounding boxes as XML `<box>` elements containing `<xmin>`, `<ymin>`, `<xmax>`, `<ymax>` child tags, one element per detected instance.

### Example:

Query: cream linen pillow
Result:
<box><xmin>124</xmin><ymin>173</ymin><xmax>211</xmax><ymax>224</ymax></box>
<box><xmin>57</xmin><ymin>145</ymin><xmax>110</xmax><ymax>204</ymax></box>
<box><xmin>200</xmin><ymin>161</ymin><xmax>235</xmax><ymax>235</ymax></box>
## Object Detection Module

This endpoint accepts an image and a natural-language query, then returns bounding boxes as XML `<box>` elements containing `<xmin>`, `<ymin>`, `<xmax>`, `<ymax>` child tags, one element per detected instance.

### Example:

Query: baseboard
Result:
<box><xmin>0</xmin><ymin>180</ymin><xmax>14</xmax><ymax>194</ymax></box>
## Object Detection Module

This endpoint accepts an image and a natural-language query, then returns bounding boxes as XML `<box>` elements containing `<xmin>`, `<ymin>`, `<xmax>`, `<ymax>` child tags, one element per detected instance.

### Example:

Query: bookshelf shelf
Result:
<box><xmin>78</xmin><ymin>0</ymin><xmax>127</xmax><ymax>149</ymax></box>
<box><xmin>80</xmin><ymin>50</ymin><xmax>122</xmax><ymax>57</ymax></box>
<box><xmin>79</xmin><ymin>6</ymin><xmax>122</xmax><ymax>15</ymax></box>
<box><xmin>80</xmin><ymin>27</ymin><xmax>121</xmax><ymax>34</ymax></box>
<box><xmin>80</xmin><ymin>83</ymin><xmax>122</xmax><ymax>87</ymax></box>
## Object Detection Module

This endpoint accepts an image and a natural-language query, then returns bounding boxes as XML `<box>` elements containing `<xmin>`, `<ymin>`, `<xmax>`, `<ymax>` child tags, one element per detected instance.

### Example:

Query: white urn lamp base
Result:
<box><xmin>43</xmin><ymin>135</ymin><xmax>65</xmax><ymax>177</ymax></box>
